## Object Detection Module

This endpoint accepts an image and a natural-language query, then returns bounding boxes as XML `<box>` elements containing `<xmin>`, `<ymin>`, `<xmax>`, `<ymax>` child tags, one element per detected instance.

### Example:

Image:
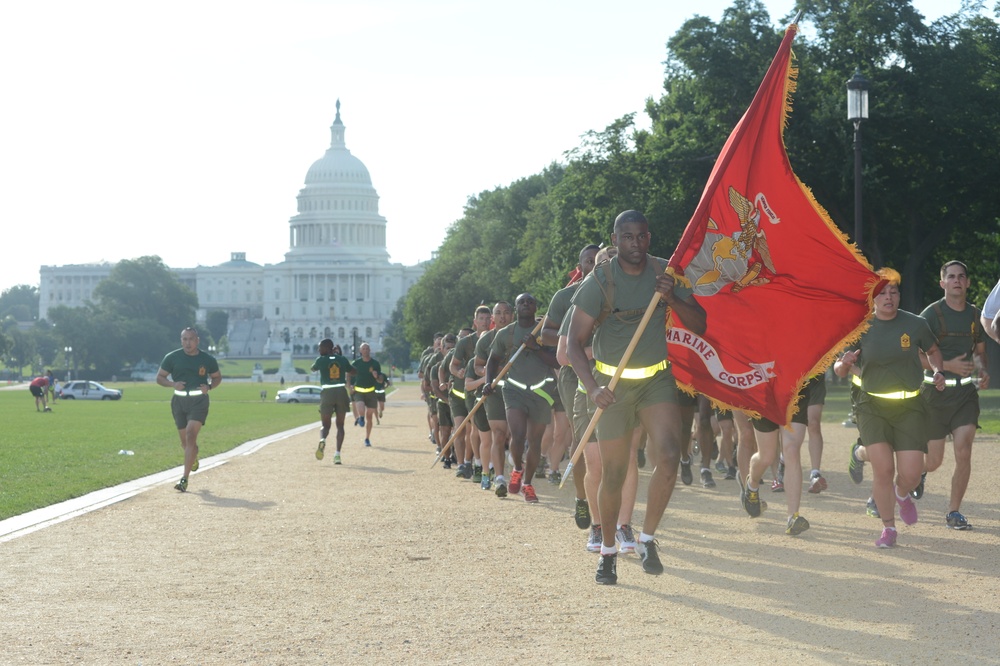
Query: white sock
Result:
<box><xmin>600</xmin><ymin>543</ymin><xmax>617</xmax><ymax>556</ymax></box>
<box><xmin>639</xmin><ymin>531</ymin><xmax>654</xmax><ymax>543</ymax></box>
<box><xmin>811</xmin><ymin>469</ymin><xmax>821</xmax><ymax>478</ymax></box>
<box><xmin>474</xmin><ymin>458</ymin><xmax>481</xmax><ymax>466</ymax></box>
<box><xmin>495</xmin><ymin>475</ymin><xmax>505</xmax><ymax>484</ymax></box>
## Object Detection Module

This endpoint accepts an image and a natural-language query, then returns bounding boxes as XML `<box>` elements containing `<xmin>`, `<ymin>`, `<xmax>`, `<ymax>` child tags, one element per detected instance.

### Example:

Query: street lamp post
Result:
<box><xmin>64</xmin><ymin>346</ymin><xmax>73</xmax><ymax>381</ymax></box>
<box><xmin>847</xmin><ymin>69</ymin><xmax>870</xmax><ymax>254</ymax></box>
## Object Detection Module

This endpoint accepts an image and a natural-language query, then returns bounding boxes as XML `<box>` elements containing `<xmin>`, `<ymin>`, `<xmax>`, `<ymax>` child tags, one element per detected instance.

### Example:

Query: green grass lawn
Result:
<box><xmin>0</xmin><ymin>382</ymin><xmax>329</xmax><ymax>520</ymax></box>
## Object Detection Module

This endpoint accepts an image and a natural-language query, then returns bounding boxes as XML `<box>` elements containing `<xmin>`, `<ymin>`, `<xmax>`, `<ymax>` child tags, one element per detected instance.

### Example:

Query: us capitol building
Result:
<box><xmin>38</xmin><ymin>101</ymin><xmax>426</xmax><ymax>356</ymax></box>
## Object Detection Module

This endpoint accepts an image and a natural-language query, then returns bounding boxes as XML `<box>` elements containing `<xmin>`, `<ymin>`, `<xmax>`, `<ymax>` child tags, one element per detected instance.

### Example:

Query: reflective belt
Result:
<box><xmin>174</xmin><ymin>390</ymin><xmax>204</xmax><ymax>396</ymax></box>
<box><xmin>577</xmin><ymin>379</ymin><xmax>587</xmax><ymax>394</ymax></box>
<box><xmin>321</xmin><ymin>383</ymin><xmax>346</xmax><ymax>389</ymax></box>
<box><xmin>504</xmin><ymin>377</ymin><xmax>555</xmax><ymax>406</ymax></box>
<box><xmin>866</xmin><ymin>389</ymin><xmax>921</xmax><ymax>400</ymax></box>
<box><xmin>594</xmin><ymin>359</ymin><xmax>669</xmax><ymax>379</ymax></box>
<box><xmin>354</xmin><ymin>386</ymin><xmax>375</xmax><ymax>393</ymax></box>
<box><xmin>451</xmin><ymin>387</ymin><xmax>466</xmax><ymax>399</ymax></box>
<box><xmin>852</xmin><ymin>374</ymin><xmax>919</xmax><ymax>399</ymax></box>
<box><xmin>923</xmin><ymin>375</ymin><xmax>975</xmax><ymax>387</ymax></box>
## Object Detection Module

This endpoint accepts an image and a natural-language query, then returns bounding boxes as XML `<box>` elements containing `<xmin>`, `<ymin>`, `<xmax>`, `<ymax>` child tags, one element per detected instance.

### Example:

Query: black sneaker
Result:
<box><xmin>443</xmin><ymin>458</ymin><xmax>453</xmax><ymax>470</ymax></box>
<box><xmin>701</xmin><ymin>469</ymin><xmax>716</xmax><ymax>488</ymax></box>
<box><xmin>848</xmin><ymin>439</ymin><xmax>865</xmax><ymax>484</ymax></box>
<box><xmin>725</xmin><ymin>465</ymin><xmax>737</xmax><ymax>480</ymax></box>
<box><xmin>680</xmin><ymin>459</ymin><xmax>693</xmax><ymax>486</ymax></box>
<box><xmin>741</xmin><ymin>476</ymin><xmax>762</xmax><ymax>518</ymax></box>
<box><xmin>637</xmin><ymin>447</ymin><xmax>646</xmax><ymax>469</ymax></box>
<box><xmin>174</xmin><ymin>477</ymin><xmax>188</xmax><ymax>492</ymax></box>
<box><xmin>495</xmin><ymin>482</ymin><xmax>508</xmax><ymax>498</ymax></box>
<box><xmin>946</xmin><ymin>511</ymin><xmax>972</xmax><ymax>530</ymax></box>
<box><xmin>595</xmin><ymin>553</ymin><xmax>618</xmax><ymax>585</ymax></box>
<box><xmin>636</xmin><ymin>539</ymin><xmax>664</xmax><ymax>575</ymax></box>
<box><xmin>910</xmin><ymin>472</ymin><xmax>926</xmax><ymax>500</ymax></box>
<box><xmin>866</xmin><ymin>497</ymin><xmax>880</xmax><ymax>518</ymax></box>
<box><xmin>574</xmin><ymin>498</ymin><xmax>591</xmax><ymax>530</ymax></box>
<box><xmin>455</xmin><ymin>463</ymin><xmax>468</xmax><ymax>478</ymax></box>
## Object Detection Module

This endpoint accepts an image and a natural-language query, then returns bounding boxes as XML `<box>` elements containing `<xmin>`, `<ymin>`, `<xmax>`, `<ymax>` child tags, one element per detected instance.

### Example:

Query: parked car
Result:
<box><xmin>275</xmin><ymin>385</ymin><xmax>322</xmax><ymax>403</ymax></box>
<box><xmin>59</xmin><ymin>380</ymin><xmax>123</xmax><ymax>401</ymax></box>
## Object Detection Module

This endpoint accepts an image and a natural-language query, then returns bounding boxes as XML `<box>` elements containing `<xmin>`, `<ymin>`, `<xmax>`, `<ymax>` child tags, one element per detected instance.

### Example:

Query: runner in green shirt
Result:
<box><xmin>567</xmin><ymin>210</ymin><xmax>706</xmax><ymax>585</ymax></box>
<box><xmin>474</xmin><ymin>301</ymin><xmax>513</xmax><ymax>491</ymax></box>
<box><xmin>352</xmin><ymin>343</ymin><xmax>383</xmax><ymax>448</ymax></box>
<box><xmin>156</xmin><ymin>327</ymin><xmax>222</xmax><ymax>493</ymax></box>
<box><xmin>835</xmin><ymin>270</ymin><xmax>945</xmax><ymax>548</ymax></box>
<box><xmin>311</xmin><ymin>338</ymin><xmax>356</xmax><ymax>464</ymax></box>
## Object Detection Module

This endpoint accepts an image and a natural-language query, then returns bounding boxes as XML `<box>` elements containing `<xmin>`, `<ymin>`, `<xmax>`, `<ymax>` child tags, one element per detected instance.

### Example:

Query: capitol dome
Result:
<box><xmin>286</xmin><ymin>99</ymin><xmax>388</xmax><ymax>264</ymax></box>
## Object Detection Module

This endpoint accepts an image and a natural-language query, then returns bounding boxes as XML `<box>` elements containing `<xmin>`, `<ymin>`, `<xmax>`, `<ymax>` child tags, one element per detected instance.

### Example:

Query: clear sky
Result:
<box><xmin>0</xmin><ymin>0</ymin><xmax>970</xmax><ymax>297</ymax></box>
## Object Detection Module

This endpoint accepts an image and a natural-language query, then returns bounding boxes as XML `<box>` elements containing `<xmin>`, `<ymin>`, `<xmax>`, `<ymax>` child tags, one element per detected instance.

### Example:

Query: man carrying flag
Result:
<box><xmin>568</xmin><ymin>210</ymin><xmax>706</xmax><ymax>585</ymax></box>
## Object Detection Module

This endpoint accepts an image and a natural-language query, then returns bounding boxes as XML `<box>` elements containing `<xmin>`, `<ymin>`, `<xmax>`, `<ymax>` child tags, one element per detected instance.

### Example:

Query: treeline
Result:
<box><xmin>402</xmin><ymin>0</ymin><xmax>1000</xmax><ymax>356</ymax></box>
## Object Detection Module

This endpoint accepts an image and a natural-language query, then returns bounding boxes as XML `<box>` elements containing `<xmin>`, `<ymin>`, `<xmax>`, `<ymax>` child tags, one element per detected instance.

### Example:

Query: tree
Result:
<box><xmin>206</xmin><ymin>310</ymin><xmax>229</xmax><ymax>344</ymax></box>
<box><xmin>0</xmin><ymin>285</ymin><xmax>39</xmax><ymax>321</ymax></box>
<box><xmin>381</xmin><ymin>298</ymin><xmax>413</xmax><ymax>366</ymax></box>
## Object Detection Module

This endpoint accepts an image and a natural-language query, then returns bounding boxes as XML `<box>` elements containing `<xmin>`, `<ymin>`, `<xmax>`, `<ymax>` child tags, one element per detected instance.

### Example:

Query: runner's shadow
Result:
<box><xmin>195</xmin><ymin>489</ymin><xmax>277</xmax><ymax>511</ymax></box>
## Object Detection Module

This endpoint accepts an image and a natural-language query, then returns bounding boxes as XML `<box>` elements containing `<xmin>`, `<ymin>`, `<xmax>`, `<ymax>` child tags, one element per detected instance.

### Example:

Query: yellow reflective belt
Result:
<box><xmin>851</xmin><ymin>374</ymin><xmax>862</xmax><ymax>387</ymax></box>
<box><xmin>354</xmin><ymin>386</ymin><xmax>375</xmax><ymax>393</ymax></box>
<box><xmin>505</xmin><ymin>377</ymin><xmax>555</xmax><ymax>406</ymax></box>
<box><xmin>923</xmin><ymin>375</ymin><xmax>975</xmax><ymax>387</ymax></box>
<box><xmin>866</xmin><ymin>389</ymin><xmax>921</xmax><ymax>400</ymax></box>
<box><xmin>451</xmin><ymin>387</ymin><xmax>466</xmax><ymax>399</ymax></box>
<box><xmin>594</xmin><ymin>359</ymin><xmax>669</xmax><ymax>379</ymax></box>
<box><xmin>577</xmin><ymin>380</ymin><xmax>587</xmax><ymax>394</ymax></box>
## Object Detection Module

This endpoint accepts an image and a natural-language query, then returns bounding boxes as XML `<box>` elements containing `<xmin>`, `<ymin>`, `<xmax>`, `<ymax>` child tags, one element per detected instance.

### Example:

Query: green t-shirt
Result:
<box><xmin>352</xmin><ymin>357</ymin><xmax>382</xmax><ymax>390</ymax></box>
<box><xmin>311</xmin><ymin>355</ymin><xmax>355</xmax><ymax>386</ymax></box>
<box><xmin>452</xmin><ymin>333</ymin><xmax>477</xmax><ymax>372</ymax></box>
<box><xmin>475</xmin><ymin>329</ymin><xmax>498</xmax><ymax>364</ymax></box>
<box><xmin>546</xmin><ymin>284</ymin><xmax>577</xmax><ymax>329</ymax></box>
<box><xmin>440</xmin><ymin>348</ymin><xmax>457</xmax><ymax>384</ymax></box>
<box><xmin>159</xmin><ymin>348</ymin><xmax>220</xmax><ymax>391</ymax></box>
<box><xmin>572</xmin><ymin>255</ymin><xmax>690</xmax><ymax>370</ymax></box>
<box><xmin>489</xmin><ymin>320</ymin><xmax>552</xmax><ymax>386</ymax></box>
<box><xmin>919</xmin><ymin>298</ymin><xmax>983</xmax><ymax>380</ymax></box>
<box><xmin>847</xmin><ymin>311</ymin><xmax>937</xmax><ymax>396</ymax></box>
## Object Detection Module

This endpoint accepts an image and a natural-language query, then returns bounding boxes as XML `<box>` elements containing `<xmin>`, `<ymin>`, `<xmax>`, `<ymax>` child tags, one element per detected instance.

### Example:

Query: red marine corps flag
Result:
<box><xmin>666</xmin><ymin>20</ymin><xmax>883</xmax><ymax>424</ymax></box>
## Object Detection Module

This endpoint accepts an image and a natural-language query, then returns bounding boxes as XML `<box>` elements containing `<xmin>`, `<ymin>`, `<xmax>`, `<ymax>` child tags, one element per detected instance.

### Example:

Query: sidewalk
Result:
<box><xmin>1</xmin><ymin>383</ymin><xmax>998</xmax><ymax>664</ymax></box>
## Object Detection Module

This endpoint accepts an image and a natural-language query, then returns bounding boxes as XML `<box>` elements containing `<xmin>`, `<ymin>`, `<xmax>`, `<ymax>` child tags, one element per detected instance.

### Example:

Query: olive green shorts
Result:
<box><xmin>857</xmin><ymin>396</ymin><xmax>928</xmax><ymax>453</ymax></box>
<box><xmin>594</xmin><ymin>368</ymin><xmax>680</xmax><ymax>441</ymax></box>
<box><xmin>449</xmin><ymin>391</ymin><xmax>469</xmax><ymax>418</ymax></box>
<box><xmin>501</xmin><ymin>384</ymin><xmax>552</xmax><ymax>425</ymax></box>
<box><xmin>468</xmin><ymin>391</ymin><xmax>490</xmax><ymax>432</ymax></box>
<box><xmin>171</xmin><ymin>394</ymin><xmax>209</xmax><ymax>429</ymax></box>
<box><xmin>485</xmin><ymin>387</ymin><xmax>507</xmax><ymax>422</ymax></box>
<box><xmin>437</xmin><ymin>400</ymin><xmax>454</xmax><ymax>428</ymax></box>
<box><xmin>572</xmin><ymin>383</ymin><xmax>597</xmax><ymax>444</ymax></box>
<box><xmin>319</xmin><ymin>387</ymin><xmax>350</xmax><ymax>417</ymax></box>
<box><xmin>922</xmin><ymin>383</ymin><xmax>980</xmax><ymax>439</ymax></box>
<box><xmin>354</xmin><ymin>392</ymin><xmax>378</xmax><ymax>410</ymax></box>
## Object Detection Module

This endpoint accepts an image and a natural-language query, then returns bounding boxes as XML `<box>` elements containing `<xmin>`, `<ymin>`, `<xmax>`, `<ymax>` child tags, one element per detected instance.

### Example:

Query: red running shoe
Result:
<box><xmin>509</xmin><ymin>470</ymin><xmax>523</xmax><ymax>495</ymax></box>
<box><xmin>523</xmin><ymin>484</ymin><xmax>538</xmax><ymax>503</ymax></box>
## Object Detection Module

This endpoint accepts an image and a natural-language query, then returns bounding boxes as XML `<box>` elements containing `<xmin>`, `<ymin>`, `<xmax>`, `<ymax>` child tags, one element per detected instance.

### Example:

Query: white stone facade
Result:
<box><xmin>38</xmin><ymin>102</ymin><xmax>425</xmax><ymax>356</ymax></box>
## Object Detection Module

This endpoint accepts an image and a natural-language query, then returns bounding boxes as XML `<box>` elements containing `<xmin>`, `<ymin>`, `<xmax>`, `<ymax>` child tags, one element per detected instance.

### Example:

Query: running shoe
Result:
<box><xmin>897</xmin><ymin>491</ymin><xmax>918</xmax><ymax>526</ymax></box>
<box><xmin>786</xmin><ymin>513</ymin><xmax>810</xmax><ymax>536</ymax></box>
<box><xmin>715</xmin><ymin>460</ymin><xmax>728</xmax><ymax>474</ymax></box>
<box><xmin>509</xmin><ymin>470</ymin><xmax>523</xmax><ymax>495</ymax></box>
<box><xmin>636</xmin><ymin>538</ymin><xmax>664</xmax><ymax>575</ymax></box>
<box><xmin>333</xmin><ymin>452</ymin><xmax>342</xmax><ymax>465</ymax></box>
<box><xmin>359</xmin><ymin>416</ymin><xmax>365</xmax><ymax>427</ymax></box>
<box><xmin>364</xmin><ymin>438</ymin><xmax>372</xmax><ymax>448</ymax></box>
<box><xmin>316</xmin><ymin>440</ymin><xmax>325</xmax><ymax>461</ymax></box>
<box><xmin>548</xmin><ymin>470</ymin><xmax>562</xmax><ymax>485</ymax></box>
<box><xmin>191</xmin><ymin>458</ymin><xmax>200</xmax><ymax>472</ymax></box>
<box><xmin>574</xmin><ymin>498</ymin><xmax>591</xmax><ymax>530</ymax></box>
<box><xmin>442</xmin><ymin>458</ymin><xmax>452</xmax><ymax>470</ymax></box>
<box><xmin>771</xmin><ymin>478</ymin><xmax>784</xmax><ymax>492</ymax></box>
<box><xmin>776</xmin><ymin>460</ymin><xmax>785</xmax><ymax>484</ymax></box>
<box><xmin>455</xmin><ymin>463</ymin><xmax>468</xmax><ymax>478</ymax></box>
<box><xmin>355</xmin><ymin>417</ymin><xmax>362</xmax><ymax>427</ymax></box>
<box><xmin>472</xmin><ymin>465</ymin><xmax>483</xmax><ymax>483</ymax></box>
<box><xmin>875</xmin><ymin>527</ymin><xmax>897</xmax><ymax>548</ymax></box>
<box><xmin>637</xmin><ymin>447</ymin><xmax>646</xmax><ymax>469</ymax></box>
<box><xmin>174</xmin><ymin>477</ymin><xmax>188</xmax><ymax>492</ymax></box>
<box><xmin>523</xmin><ymin>484</ymin><xmax>538</xmax><ymax>503</ymax></box>
<box><xmin>680</xmin><ymin>459</ymin><xmax>693</xmax><ymax>486</ymax></box>
<box><xmin>616</xmin><ymin>525</ymin><xmax>637</xmax><ymax>554</ymax></box>
<box><xmin>742</xmin><ymin>476</ymin><xmax>762</xmax><ymax>518</ymax></box>
<box><xmin>848</xmin><ymin>440</ymin><xmax>865</xmax><ymax>484</ymax></box>
<box><xmin>808</xmin><ymin>474</ymin><xmax>828</xmax><ymax>494</ymax></box>
<box><xmin>910</xmin><ymin>472</ymin><xmax>926</xmax><ymax>500</ymax></box>
<box><xmin>481</xmin><ymin>472</ymin><xmax>492</xmax><ymax>491</ymax></box>
<box><xmin>701</xmin><ymin>469</ymin><xmax>716</xmax><ymax>488</ymax></box>
<box><xmin>586</xmin><ymin>525</ymin><xmax>603</xmax><ymax>553</ymax></box>
<box><xmin>595</xmin><ymin>553</ymin><xmax>618</xmax><ymax>585</ymax></box>
<box><xmin>495</xmin><ymin>481</ymin><xmax>508</xmax><ymax>498</ymax></box>
<box><xmin>866</xmin><ymin>497</ymin><xmax>879</xmax><ymax>518</ymax></box>
<box><xmin>946</xmin><ymin>511</ymin><xmax>972</xmax><ymax>530</ymax></box>
<box><xmin>725</xmin><ymin>466</ymin><xmax>737</xmax><ymax>481</ymax></box>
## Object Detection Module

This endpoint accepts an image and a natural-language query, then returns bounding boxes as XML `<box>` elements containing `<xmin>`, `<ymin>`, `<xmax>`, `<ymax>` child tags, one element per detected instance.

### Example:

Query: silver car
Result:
<box><xmin>275</xmin><ymin>385</ymin><xmax>322</xmax><ymax>403</ymax></box>
<box><xmin>59</xmin><ymin>380</ymin><xmax>123</xmax><ymax>400</ymax></box>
